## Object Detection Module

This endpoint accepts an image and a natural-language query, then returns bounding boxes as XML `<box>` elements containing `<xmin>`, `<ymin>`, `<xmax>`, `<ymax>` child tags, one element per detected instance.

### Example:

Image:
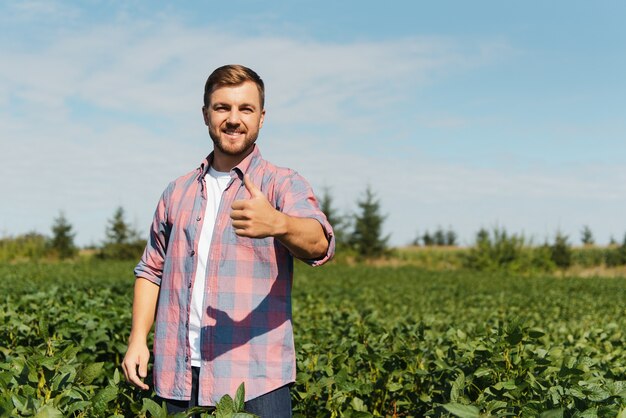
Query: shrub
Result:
<box><xmin>550</xmin><ymin>231</ymin><xmax>572</xmax><ymax>269</ymax></box>
<box><xmin>571</xmin><ymin>247</ymin><xmax>608</xmax><ymax>268</ymax></box>
<box><xmin>605</xmin><ymin>234</ymin><xmax>626</xmax><ymax>267</ymax></box>
<box><xmin>0</xmin><ymin>232</ymin><xmax>48</xmax><ymax>262</ymax></box>
<box><xmin>462</xmin><ymin>227</ymin><xmax>555</xmax><ymax>273</ymax></box>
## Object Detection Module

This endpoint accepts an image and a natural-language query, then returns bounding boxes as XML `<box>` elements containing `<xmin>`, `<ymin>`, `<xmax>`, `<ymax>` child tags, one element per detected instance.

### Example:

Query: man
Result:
<box><xmin>122</xmin><ymin>65</ymin><xmax>335</xmax><ymax>417</ymax></box>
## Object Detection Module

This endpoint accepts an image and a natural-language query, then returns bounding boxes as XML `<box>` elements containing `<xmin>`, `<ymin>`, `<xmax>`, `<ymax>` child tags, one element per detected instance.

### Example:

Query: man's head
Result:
<box><xmin>202</xmin><ymin>65</ymin><xmax>266</xmax><ymax>171</ymax></box>
<box><xmin>203</xmin><ymin>64</ymin><xmax>265</xmax><ymax>109</ymax></box>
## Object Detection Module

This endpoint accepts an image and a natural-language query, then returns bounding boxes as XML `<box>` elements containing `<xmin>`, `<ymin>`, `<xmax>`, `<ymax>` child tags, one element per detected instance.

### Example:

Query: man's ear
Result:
<box><xmin>259</xmin><ymin>108</ymin><xmax>266</xmax><ymax>129</ymax></box>
<box><xmin>202</xmin><ymin>106</ymin><xmax>209</xmax><ymax>126</ymax></box>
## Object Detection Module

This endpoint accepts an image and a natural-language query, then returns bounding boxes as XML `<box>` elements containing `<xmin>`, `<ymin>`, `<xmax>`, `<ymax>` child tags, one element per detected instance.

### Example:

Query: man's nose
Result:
<box><xmin>226</xmin><ymin>110</ymin><xmax>240</xmax><ymax>124</ymax></box>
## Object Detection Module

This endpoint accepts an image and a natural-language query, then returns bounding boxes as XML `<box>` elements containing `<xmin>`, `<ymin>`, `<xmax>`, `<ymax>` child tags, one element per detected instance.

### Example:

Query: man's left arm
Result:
<box><xmin>231</xmin><ymin>174</ymin><xmax>331</xmax><ymax>260</ymax></box>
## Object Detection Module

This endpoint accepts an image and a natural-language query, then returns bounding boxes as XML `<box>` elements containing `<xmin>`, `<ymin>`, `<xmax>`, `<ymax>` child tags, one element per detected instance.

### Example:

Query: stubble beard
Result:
<box><xmin>209</xmin><ymin>128</ymin><xmax>259</xmax><ymax>157</ymax></box>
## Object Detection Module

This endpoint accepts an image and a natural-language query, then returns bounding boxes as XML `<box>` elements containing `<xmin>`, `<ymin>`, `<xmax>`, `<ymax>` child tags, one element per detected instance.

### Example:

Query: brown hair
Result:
<box><xmin>203</xmin><ymin>64</ymin><xmax>265</xmax><ymax>108</ymax></box>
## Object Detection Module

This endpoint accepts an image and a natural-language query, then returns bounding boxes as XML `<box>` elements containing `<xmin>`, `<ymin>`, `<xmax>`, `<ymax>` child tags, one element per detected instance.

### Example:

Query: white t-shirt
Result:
<box><xmin>189</xmin><ymin>166</ymin><xmax>231</xmax><ymax>367</ymax></box>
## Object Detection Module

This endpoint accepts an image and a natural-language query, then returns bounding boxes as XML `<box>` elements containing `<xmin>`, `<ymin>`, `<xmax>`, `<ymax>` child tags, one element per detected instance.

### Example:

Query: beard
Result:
<box><xmin>209</xmin><ymin>127</ymin><xmax>259</xmax><ymax>157</ymax></box>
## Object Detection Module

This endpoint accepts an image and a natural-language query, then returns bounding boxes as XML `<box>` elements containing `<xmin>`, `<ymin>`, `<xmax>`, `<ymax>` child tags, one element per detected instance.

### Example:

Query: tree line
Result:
<box><xmin>320</xmin><ymin>187</ymin><xmax>626</xmax><ymax>270</ymax></box>
<box><xmin>2</xmin><ymin>186</ymin><xmax>625</xmax><ymax>267</ymax></box>
<box><xmin>0</xmin><ymin>207</ymin><xmax>145</xmax><ymax>262</ymax></box>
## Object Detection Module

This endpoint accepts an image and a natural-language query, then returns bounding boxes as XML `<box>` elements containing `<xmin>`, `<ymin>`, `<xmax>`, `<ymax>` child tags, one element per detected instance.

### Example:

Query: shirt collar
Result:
<box><xmin>198</xmin><ymin>145</ymin><xmax>262</xmax><ymax>182</ymax></box>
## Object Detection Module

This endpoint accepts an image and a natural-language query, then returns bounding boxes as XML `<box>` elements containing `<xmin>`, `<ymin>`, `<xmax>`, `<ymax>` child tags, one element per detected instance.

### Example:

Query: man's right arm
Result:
<box><xmin>122</xmin><ymin>277</ymin><xmax>160</xmax><ymax>390</ymax></box>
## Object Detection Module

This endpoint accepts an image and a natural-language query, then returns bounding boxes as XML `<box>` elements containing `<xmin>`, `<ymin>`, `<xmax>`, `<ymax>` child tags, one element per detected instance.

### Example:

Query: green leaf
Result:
<box><xmin>91</xmin><ymin>386</ymin><xmax>118</xmax><ymax>415</ymax></box>
<box><xmin>234</xmin><ymin>382</ymin><xmax>245</xmax><ymax>412</ymax></box>
<box><xmin>171</xmin><ymin>406</ymin><xmax>213</xmax><ymax>417</ymax></box>
<box><xmin>141</xmin><ymin>398</ymin><xmax>167</xmax><ymax>418</ymax></box>
<box><xmin>617</xmin><ymin>407</ymin><xmax>626</xmax><ymax>418</ymax></box>
<box><xmin>473</xmin><ymin>367</ymin><xmax>492</xmax><ymax>377</ymax></box>
<box><xmin>529</xmin><ymin>328</ymin><xmax>546</xmax><ymax>338</ymax></box>
<box><xmin>34</xmin><ymin>404</ymin><xmax>63</xmax><ymax>418</ymax></box>
<box><xmin>39</xmin><ymin>357</ymin><xmax>56</xmax><ymax>371</ymax></box>
<box><xmin>505</xmin><ymin>330</ymin><xmax>523</xmax><ymax>345</ymax></box>
<box><xmin>568</xmin><ymin>387</ymin><xmax>586</xmax><ymax>399</ymax></box>
<box><xmin>387</xmin><ymin>382</ymin><xmax>403</xmax><ymax>392</ymax></box>
<box><xmin>78</xmin><ymin>362</ymin><xmax>104</xmax><ymax>385</ymax></box>
<box><xmin>585</xmin><ymin>385</ymin><xmax>610</xmax><ymax>402</ymax></box>
<box><xmin>578</xmin><ymin>407</ymin><xmax>598</xmax><ymax>418</ymax></box>
<box><xmin>215</xmin><ymin>394</ymin><xmax>235</xmax><ymax>416</ymax></box>
<box><xmin>494</xmin><ymin>380</ymin><xmax>517</xmax><ymax>391</ymax></box>
<box><xmin>350</xmin><ymin>397</ymin><xmax>367</xmax><ymax>412</ymax></box>
<box><xmin>442</xmin><ymin>403</ymin><xmax>480</xmax><ymax>418</ymax></box>
<box><xmin>539</xmin><ymin>409</ymin><xmax>563</xmax><ymax>418</ymax></box>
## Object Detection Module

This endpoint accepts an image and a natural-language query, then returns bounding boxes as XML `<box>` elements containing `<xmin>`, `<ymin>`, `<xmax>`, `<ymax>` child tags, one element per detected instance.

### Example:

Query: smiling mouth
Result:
<box><xmin>223</xmin><ymin>129</ymin><xmax>244</xmax><ymax>137</ymax></box>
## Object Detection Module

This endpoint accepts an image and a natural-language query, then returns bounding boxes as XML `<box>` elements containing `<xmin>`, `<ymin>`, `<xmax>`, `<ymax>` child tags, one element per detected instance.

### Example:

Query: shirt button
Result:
<box><xmin>188</xmin><ymin>282</ymin><xmax>192</xmax><ymax>288</ymax></box>
<box><xmin>190</xmin><ymin>250</ymin><xmax>195</xmax><ymax>256</ymax></box>
<box><xmin>185</xmin><ymin>355</ymin><xmax>189</xmax><ymax>362</ymax></box>
<box><xmin>196</xmin><ymin>216</ymin><xmax>201</xmax><ymax>221</ymax></box>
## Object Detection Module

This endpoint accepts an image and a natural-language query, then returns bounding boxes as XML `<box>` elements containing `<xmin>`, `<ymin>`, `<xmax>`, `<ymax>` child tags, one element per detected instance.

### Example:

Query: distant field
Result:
<box><xmin>1</xmin><ymin>261</ymin><xmax>625</xmax><ymax>417</ymax></box>
<box><xmin>393</xmin><ymin>245</ymin><xmax>626</xmax><ymax>277</ymax></box>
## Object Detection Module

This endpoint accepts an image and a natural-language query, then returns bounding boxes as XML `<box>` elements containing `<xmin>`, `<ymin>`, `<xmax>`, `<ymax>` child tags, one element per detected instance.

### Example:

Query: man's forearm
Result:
<box><xmin>230</xmin><ymin>174</ymin><xmax>330</xmax><ymax>259</ymax></box>
<box><xmin>129</xmin><ymin>278</ymin><xmax>160</xmax><ymax>343</ymax></box>
<box><xmin>274</xmin><ymin>214</ymin><xmax>329</xmax><ymax>260</ymax></box>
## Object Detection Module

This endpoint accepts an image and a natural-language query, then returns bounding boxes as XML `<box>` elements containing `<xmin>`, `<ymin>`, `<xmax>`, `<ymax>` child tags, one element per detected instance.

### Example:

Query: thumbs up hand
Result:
<box><xmin>231</xmin><ymin>174</ymin><xmax>285</xmax><ymax>238</ymax></box>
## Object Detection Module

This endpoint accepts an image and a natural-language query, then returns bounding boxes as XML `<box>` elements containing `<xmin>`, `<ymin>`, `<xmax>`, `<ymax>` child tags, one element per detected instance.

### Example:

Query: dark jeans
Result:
<box><xmin>157</xmin><ymin>367</ymin><xmax>292</xmax><ymax>418</ymax></box>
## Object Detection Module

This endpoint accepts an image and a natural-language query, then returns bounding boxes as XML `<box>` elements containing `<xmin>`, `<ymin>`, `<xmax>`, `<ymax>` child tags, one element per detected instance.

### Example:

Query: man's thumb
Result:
<box><xmin>243</xmin><ymin>174</ymin><xmax>263</xmax><ymax>198</ymax></box>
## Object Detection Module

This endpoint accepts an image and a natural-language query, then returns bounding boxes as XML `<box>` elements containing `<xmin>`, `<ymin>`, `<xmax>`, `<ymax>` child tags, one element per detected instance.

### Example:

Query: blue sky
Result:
<box><xmin>1</xmin><ymin>0</ymin><xmax>625</xmax><ymax>246</ymax></box>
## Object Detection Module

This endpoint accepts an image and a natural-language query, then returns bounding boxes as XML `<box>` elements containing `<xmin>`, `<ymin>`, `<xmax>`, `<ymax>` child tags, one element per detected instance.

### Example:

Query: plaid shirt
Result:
<box><xmin>134</xmin><ymin>145</ymin><xmax>334</xmax><ymax>405</ymax></box>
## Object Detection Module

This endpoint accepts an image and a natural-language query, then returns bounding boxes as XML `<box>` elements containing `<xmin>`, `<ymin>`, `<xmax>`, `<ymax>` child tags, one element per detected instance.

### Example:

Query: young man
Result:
<box><xmin>122</xmin><ymin>65</ymin><xmax>334</xmax><ymax>417</ymax></box>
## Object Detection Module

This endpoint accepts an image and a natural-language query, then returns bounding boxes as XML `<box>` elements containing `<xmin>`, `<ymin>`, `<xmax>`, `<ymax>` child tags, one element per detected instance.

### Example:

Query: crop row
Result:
<box><xmin>0</xmin><ymin>262</ymin><xmax>625</xmax><ymax>417</ymax></box>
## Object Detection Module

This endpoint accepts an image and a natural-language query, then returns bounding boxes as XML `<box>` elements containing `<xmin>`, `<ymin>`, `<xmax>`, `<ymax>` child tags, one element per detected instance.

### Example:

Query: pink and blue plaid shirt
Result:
<box><xmin>134</xmin><ymin>145</ymin><xmax>335</xmax><ymax>405</ymax></box>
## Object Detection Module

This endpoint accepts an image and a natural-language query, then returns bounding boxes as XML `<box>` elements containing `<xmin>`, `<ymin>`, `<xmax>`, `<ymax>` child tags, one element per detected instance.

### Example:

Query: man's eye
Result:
<box><xmin>241</xmin><ymin>108</ymin><xmax>253</xmax><ymax>113</ymax></box>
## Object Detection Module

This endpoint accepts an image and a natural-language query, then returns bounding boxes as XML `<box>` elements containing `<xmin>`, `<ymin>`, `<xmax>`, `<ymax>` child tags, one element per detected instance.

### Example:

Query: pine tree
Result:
<box><xmin>550</xmin><ymin>231</ymin><xmax>572</xmax><ymax>269</ymax></box>
<box><xmin>349</xmin><ymin>186</ymin><xmax>389</xmax><ymax>259</ymax></box>
<box><xmin>100</xmin><ymin>207</ymin><xmax>144</xmax><ymax>260</ymax></box>
<box><xmin>106</xmin><ymin>207</ymin><xmax>134</xmax><ymax>245</ymax></box>
<box><xmin>50</xmin><ymin>211</ymin><xmax>77</xmax><ymax>259</ymax></box>
<box><xmin>580</xmin><ymin>225</ymin><xmax>594</xmax><ymax>246</ymax></box>
<box><xmin>433</xmin><ymin>227</ymin><xmax>446</xmax><ymax>246</ymax></box>
<box><xmin>422</xmin><ymin>231</ymin><xmax>434</xmax><ymax>246</ymax></box>
<box><xmin>445</xmin><ymin>228</ymin><xmax>458</xmax><ymax>246</ymax></box>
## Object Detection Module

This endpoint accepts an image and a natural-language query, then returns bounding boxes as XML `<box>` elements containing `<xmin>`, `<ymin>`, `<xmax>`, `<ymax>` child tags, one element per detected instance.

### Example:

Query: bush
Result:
<box><xmin>571</xmin><ymin>247</ymin><xmax>608</xmax><ymax>268</ymax></box>
<box><xmin>462</xmin><ymin>227</ymin><xmax>555</xmax><ymax>274</ymax></box>
<box><xmin>605</xmin><ymin>234</ymin><xmax>626</xmax><ymax>267</ymax></box>
<box><xmin>550</xmin><ymin>231</ymin><xmax>572</xmax><ymax>269</ymax></box>
<box><xmin>0</xmin><ymin>232</ymin><xmax>48</xmax><ymax>262</ymax></box>
<box><xmin>98</xmin><ymin>241</ymin><xmax>146</xmax><ymax>261</ymax></box>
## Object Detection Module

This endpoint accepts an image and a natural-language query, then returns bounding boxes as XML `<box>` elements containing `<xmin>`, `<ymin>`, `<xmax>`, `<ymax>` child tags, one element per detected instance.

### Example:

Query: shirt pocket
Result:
<box><xmin>234</xmin><ymin>235</ymin><xmax>274</xmax><ymax>265</ymax></box>
<box><xmin>236</xmin><ymin>235</ymin><xmax>272</xmax><ymax>249</ymax></box>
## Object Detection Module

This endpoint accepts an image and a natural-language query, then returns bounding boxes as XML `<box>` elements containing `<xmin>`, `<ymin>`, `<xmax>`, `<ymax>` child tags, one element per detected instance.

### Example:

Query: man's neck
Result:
<box><xmin>211</xmin><ymin>147</ymin><xmax>254</xmax><ymax>172</ymax></box>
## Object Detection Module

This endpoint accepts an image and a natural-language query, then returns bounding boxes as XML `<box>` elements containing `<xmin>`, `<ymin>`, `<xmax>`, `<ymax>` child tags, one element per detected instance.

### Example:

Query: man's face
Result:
<box><xmin>203</xmin><ymin>81</ymin><xmax>265</xmax><ymax>160</ymax></box>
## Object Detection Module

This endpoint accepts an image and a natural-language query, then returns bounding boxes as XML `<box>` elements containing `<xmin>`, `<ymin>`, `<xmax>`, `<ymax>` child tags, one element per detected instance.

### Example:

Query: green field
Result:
<box><xmin>1</xmin><ymin>262</ymin><xmax>625</xmax><ymax>417</ymax></box>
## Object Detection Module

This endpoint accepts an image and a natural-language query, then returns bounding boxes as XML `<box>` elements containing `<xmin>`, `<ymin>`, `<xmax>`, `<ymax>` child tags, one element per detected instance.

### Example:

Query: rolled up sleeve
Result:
<box><xmin>134</xmin><ymin>184</ymin><xmax>172</xmax><ymax>285</ymax></box>
<box><xmin>277</xmin><ymin>172</ymin><xmax>335</xmax><ymax>266</ymax></box>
